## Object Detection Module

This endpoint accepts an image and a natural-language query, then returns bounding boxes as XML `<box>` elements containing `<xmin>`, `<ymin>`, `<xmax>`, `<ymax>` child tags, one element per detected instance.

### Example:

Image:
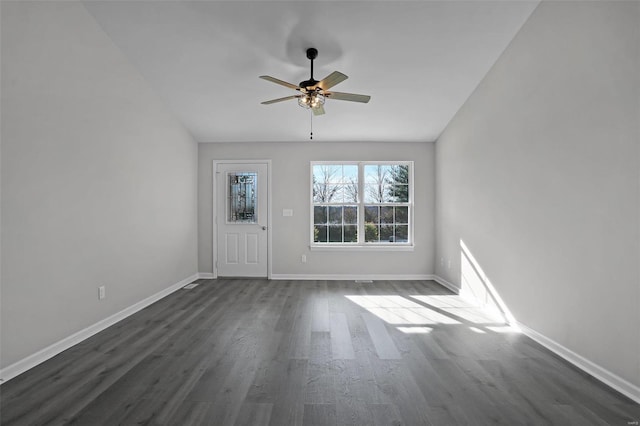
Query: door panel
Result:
<box><xmin>216</xmin><ymin>162</ymin><xmax>268</xmax><ymax>277</ymax></box>
<box><xmin>246</xmin><ymin>233</ymin><xmax>259</xmax><ymax>264</ymax></box>
<box><xmin>225</xmin><ymin>233</ymin><xmax>239</xmax><ymax>264</ymax></box>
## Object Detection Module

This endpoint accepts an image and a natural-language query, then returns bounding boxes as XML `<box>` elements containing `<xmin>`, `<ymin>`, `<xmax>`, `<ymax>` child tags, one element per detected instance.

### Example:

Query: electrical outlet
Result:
<box><xmin>301</xmin><ymin>254</ymin><xmax>307</xmax><ymax>263</ymax></box>
<box><xmin>98</xmin><ymin>286</ymin><xmax>106</xmax><ymax>300</ymax></box>
<box><xmin>440</xmin><ymin>257</ymin><xmax>444</xmax><ymax>266</ymax></box>
<box><xmin>447</xmin><ymin>260</ymin><xmax>451</xmax><ymax>269</ymax></box>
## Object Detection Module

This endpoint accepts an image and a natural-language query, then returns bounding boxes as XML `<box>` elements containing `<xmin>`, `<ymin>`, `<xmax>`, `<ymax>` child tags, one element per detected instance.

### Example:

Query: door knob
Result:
<box><xmin>261</xmin><ymin>225</ymin><xmax>267</xmax><ymax>230</ymax></box>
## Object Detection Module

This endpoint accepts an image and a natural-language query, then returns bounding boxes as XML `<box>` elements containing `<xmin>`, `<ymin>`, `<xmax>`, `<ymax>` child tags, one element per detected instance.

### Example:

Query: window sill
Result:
<box><xmin>310</xmin><ymin>244</ymin><xmax>415</xmax><ymax>252</ymax></box>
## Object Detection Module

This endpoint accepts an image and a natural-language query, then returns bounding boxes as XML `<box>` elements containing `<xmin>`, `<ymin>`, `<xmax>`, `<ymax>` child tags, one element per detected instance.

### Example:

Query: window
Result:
<box><xmin>311</xmin><ymin>162</ymin><xmax>413</xmax><ymax>248</ymax></box>
<box><xmin>227</xmin><ymin>172</ymin><xmax>257</xmax><ymax>223</ymax></box>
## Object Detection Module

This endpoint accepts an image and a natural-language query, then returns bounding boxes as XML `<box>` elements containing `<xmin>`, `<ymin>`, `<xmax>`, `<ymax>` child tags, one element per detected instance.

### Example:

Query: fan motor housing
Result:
<box><xmin>300</xmin><ymin>79</ymin><xmax>319</xmax><ymax>89</ymax></box>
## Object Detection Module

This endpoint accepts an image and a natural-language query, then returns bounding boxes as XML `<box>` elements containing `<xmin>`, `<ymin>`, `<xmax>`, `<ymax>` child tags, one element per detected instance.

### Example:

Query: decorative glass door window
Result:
<box><xmin>227</xmin><ymin>172</ymin><xmax>257</xmax><ymax>223</ymax></box>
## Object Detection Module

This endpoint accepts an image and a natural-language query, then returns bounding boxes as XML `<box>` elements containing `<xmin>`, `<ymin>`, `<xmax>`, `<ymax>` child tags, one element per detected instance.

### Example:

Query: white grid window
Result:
<box><xmin>311</xmin><ymin>162</ymin><xmax>413</xmax><ymax>248</ymax></box>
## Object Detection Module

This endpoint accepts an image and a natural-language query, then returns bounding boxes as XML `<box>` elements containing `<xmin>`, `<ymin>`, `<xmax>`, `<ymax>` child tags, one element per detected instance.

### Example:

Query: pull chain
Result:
<box><xmin>310</xmin><ymin>110</ymin><xmax>313</xmax><ymax>140</ymax></box>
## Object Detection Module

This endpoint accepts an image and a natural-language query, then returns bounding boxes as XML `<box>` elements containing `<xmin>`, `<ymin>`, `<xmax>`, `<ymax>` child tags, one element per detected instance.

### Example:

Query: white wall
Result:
<box><xmin>436</xmin><ymin>1</ymin><xmax>639</xmax><ymax>390</ymax></box>
<box><xmin>1</xmin><ymin>2</ymin><xmax>198</xmax><ymax>370</ymax></box>
<box><xmin>199</xmin><ymin>142</ymin><xmax>435</xmax><ymax>278</ymax></box>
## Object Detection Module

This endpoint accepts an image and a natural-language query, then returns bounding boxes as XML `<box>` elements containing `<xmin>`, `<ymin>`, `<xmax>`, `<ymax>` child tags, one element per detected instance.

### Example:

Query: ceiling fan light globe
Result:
<box><xmin>298</xmin><ymin>97</ymin><xmax>311</xmax><ymax>109</ymax></box>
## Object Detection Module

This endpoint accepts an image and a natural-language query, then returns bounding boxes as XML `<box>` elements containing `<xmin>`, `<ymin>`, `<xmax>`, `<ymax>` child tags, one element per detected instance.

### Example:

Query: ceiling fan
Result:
<box><xmin>259</xmin><ymin>48</ymin><xmax>371</xmax><ymax>116</ymax></box>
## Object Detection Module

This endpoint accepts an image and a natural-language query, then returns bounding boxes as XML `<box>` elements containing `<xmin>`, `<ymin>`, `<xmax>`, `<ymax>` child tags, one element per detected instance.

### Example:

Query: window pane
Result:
<box><xmin>380</xmin><ymin>206</ymin><xmax>394</xmax><ymax>224</ymax></box>
<box><xmin>390</xmin><ymin>165</ymin><xmax>409</xmax><ymax>184</ymax></box>
<box><xmin>380</xmin><ymin>225</ymin><xmax>394</xmax><ymax>242</ymax></box>
<box><xmin>395</xmin><ymin>225</ymin><xmax>408</xmax><ymax>242</ymax></box>
<box><xmin>227</xmin><ymin>172</ymin><xmax>257</xmax><ymax>223</ymax></box>
<box><xmin>328</xmin><ymin>225</ymin><xmax>343</xmax><ymax>242</ymax></box>
<box><xmin>390</xmin><ymin>165</ymin><xmax>409</xmax><ymax>201</ymax></box>
<box><xmin>313</xmin><ymin>181</ymin><xmax>336</xmax><ymax>203</ymax></box>
<box><xmin>314</xmin><ymin>206</ymin><xmax>327</xmax><ymax>224</ymax></box>
<box><xmin>343</xmin><ymin>206</ymin><xmax>357</xmax><ymax>224</ymax></box>
<box><xmin>314</xmin><ymin>225</ymin><xmax>327</xmax><ymax>242</ymax></box>
<box><xmin>327</xmin><ymin>165</ymin><xmax>343</xmax><ymax>183</ymax></box>
<box><xmin>312</xmin><ymin>165</ymin><xmax>341</xmax><ymax>183</ymax></box>
<box><xmin>313</xmin><ymin>165</ymin><xmax>342</xmax><ymax>202</ymax></box>
<box><xmin>344</xmin><ymin>225</ymin><xmax>358</xmax><ymax>242</ymax></box>
<box><xmin>328</xmin><ymin>206</ymin><xmax>342</xmax><ymax>224</ymax></box>
<box><xmin>364</xmin><ymin>164</ymin><xmax>392</xmax><ymax>183</ymax></box>
<box><xmin>395</xmin><ymin>206</ymin><xmax>408</xmax><ymax>224</ymax></box>
<box><xmin>363</xmin><ymin>184</ymin><xmax>376</xmax><ymax>203</ymax></box>
<box><xmin>364</xmin><ymin>206</ymin><xmax>379</xmax><ymax>223</ymax></box>
<box><xmin>314</xmin><ymin>183</ymin><xmax>340</xmax><ymax>203</ymax></box>
<box><xmin>364</xmin><ymin>183</ymin><xmax>393</xmax><ymax>203</ymax></box>
<box><xmin>343</xmin><ymin>165</ymin><xmax>358</xmax><ymax>180</ymax></box>
<box><xmin>336</xmin><ymin>184</ymin><xmax>357</xmax><ymax>203</ymax></box>
<box><xmin>328</xmin><ymin>184</ymin><xmax>340</xmax><ymax>203</ymax></box>
<box><xmin>364</xmin><ymin>164</ymin><xmax>393</xmax><ymax>203</ymax></box>
<box><xmin>365</xmin><ymin>223</ymin><xmax>379</xmax><ymax>242</ymax></box>
<box><xmin>342</xmin><ymin>182</ymin><xmax>358</xmax><ymax>203</ymax></box>
<box><xmin>391</xmin><ymin>184</ymin><xmax>409</xmax><ymax>202</ymax></box>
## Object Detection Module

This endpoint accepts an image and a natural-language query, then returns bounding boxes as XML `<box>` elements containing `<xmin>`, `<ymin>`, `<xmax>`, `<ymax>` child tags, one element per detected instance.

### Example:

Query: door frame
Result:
<box><xmin>212</xmin><ymin>159</ymin><xmax>272</xmax><ymax>279</ymax></box>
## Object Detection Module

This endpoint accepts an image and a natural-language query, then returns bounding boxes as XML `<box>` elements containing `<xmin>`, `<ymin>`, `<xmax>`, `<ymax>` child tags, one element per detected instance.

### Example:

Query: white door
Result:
<box><xmin>216</xmin><ymin>162</ymin><xmax>269</xmax><ymax>277</ymax></box>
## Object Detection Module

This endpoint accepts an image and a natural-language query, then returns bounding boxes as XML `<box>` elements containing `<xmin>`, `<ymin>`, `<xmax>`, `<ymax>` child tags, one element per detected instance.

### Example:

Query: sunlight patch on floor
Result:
<box><xmin>409</xmin><ymin>295</ymin><xmax>504</xmax><ymax>324</ymax></box>
<box><xmin>396</xmin><ymin>327</ymin><xmax>432</xmax><ymax>334</ymax></box>
<box><xmin>487</xmin><ymin>325</ymin><xmax>520</xmax><ymax>333</ymax></box>
<box><xmin>345</xmin><ymin>291</ymin><xmax>521</xmax><ymax>335</ymax></box>
<box><xmin>345</xmin><ymin>295</ymin><xmax>461</xmax><ymax>326</ymax></box>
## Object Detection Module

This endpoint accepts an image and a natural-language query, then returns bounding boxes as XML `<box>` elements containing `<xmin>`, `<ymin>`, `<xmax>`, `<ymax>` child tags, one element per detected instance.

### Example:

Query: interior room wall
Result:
<box><xmin>435</xmin><ymin>1</ymin><xmax>639</xmax><ymax>390</ymax></box>
<box><xmin>1</xmin><ymin>2</ymin><xmax>198</xmax><ymax>371</ymax></box>
<box><xmin>198</xmin><ymin>141</ymin><xmax>435</xmax><ymax>278</ymax></box>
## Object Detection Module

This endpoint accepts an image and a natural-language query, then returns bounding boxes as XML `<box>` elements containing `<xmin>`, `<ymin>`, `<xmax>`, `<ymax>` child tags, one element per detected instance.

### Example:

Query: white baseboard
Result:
<box><xmin>517</xmin><ymin>321</ymin><xmax>640</xmax><ymax>404</ymax></box>
<box><xmin>432</xmin><ymin>275</ymin><xmax>639</xmax><ymax>403</ymax></box>
<box><xmin>432</xmin><ymin>275</ymin><xmax>460</xmax><ymax>294</ymax></box>
<box><xmin>270</xmin><ymin>274</ymin><xmax>433</xmax><ymax>281</ymax></box>
<box><xmin>199</xmin><ymin>273</ymin><xmax>437</xmax><ymax>282</ymax></box>
<box><xmin>0</xmin><ymin>273</ymin><xmax>199</xmax><ymax>385</ymax></box>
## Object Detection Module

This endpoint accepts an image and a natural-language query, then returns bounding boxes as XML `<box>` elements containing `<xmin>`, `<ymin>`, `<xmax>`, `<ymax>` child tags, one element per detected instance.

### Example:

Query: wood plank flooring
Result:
<box><xmin>1</xmin><ymin>279</ymin><xmax>638</xmax><ymax>425</ymax></box>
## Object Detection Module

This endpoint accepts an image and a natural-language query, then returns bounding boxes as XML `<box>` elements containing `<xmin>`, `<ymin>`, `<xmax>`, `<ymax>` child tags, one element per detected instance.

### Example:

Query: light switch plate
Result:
<box><xmin>283</xmin><ymin>209</ymin><xmax>293</xmax><ymax>217</ymax></box>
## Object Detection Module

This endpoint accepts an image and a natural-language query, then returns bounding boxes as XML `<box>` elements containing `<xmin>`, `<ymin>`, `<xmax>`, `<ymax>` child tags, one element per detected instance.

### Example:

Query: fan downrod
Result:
<box><xmin>300</xmin><ymin>48</ymin><xmax>319</xmax><ymax>89</ymax></box>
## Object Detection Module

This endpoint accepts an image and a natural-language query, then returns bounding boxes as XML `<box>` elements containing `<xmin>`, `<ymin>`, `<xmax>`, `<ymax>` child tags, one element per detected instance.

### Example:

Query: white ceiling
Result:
<box><xmin>84</xmin><ymin>1</ymin><xmax>538</xmax><ymax>143</ymax></box>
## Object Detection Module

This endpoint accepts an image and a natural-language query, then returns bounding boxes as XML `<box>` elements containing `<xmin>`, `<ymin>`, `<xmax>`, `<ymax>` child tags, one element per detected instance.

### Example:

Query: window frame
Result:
<box><xmin>310</xmin><ymin>161</ymin><xmax>414</xmax><ymax>251</ymax></box>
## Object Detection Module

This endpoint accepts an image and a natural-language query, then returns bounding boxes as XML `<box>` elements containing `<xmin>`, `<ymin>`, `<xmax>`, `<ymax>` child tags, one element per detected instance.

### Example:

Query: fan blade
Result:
<box><xmin>325</xmin><ymin>91</ymin><xmax>371</xmax><ymax>103</ymax></box>
<box><xmin>259</xmin><ymin>75</ymin><xmax>300</xmax><ymax>90</ymax></box>
<box><xmin>261</xmin><ymin>95</ymin><xmax>300</xmax><ymax>105</ymax></box>
<box><xmin>312</xmin><ymin>104</ymin><xmax>325</xmax><ymax>116</ymax></box>
<box><xmin>317</xmin><ymin>71</ymin><xmax>348</xmax><ymax>90</ymax></box>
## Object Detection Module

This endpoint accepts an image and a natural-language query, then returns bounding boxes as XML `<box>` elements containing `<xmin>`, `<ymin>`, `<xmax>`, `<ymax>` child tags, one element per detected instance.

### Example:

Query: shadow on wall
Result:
<box><xmin>459</xmin><ymin>239</ymin><xmax>518</xmax><ymax>328</ymax></box>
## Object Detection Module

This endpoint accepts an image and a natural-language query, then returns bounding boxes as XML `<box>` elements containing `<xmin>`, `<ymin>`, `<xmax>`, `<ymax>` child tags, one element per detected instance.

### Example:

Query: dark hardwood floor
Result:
<box><xmin>1</xmin><ymin>279</ymin><xmax>638</xmax><ymax>425</ymax></box>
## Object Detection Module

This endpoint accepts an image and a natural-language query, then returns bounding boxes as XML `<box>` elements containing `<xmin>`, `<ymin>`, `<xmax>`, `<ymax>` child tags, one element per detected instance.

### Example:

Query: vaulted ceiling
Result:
<box><xmin>84</xmin><ymin>1</ymin><xmax>539</xmax><ymax>143</ymax></box>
